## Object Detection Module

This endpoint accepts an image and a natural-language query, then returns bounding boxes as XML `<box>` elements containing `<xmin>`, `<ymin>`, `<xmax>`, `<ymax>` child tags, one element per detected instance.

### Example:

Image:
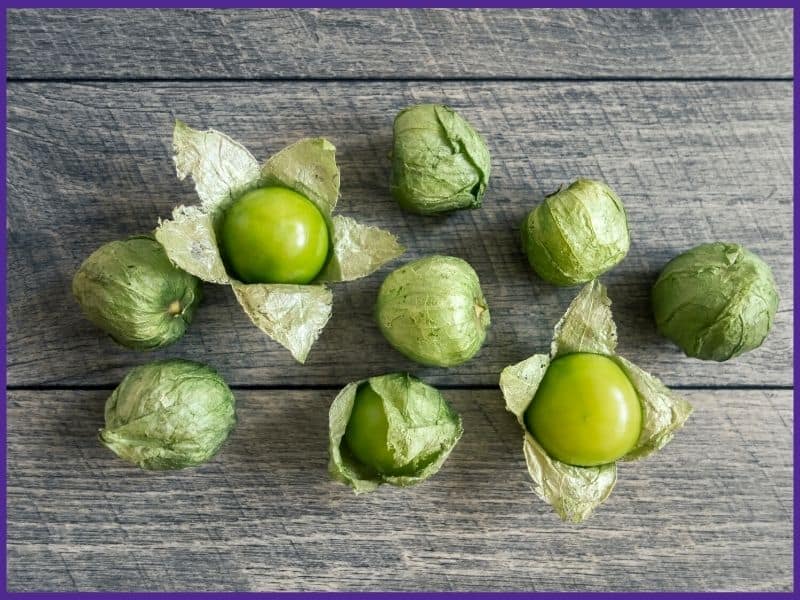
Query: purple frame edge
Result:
<box><xmin>2</xmin><ymin>2</ymin><xmax>796</xmax><ymax>598</ymax></box>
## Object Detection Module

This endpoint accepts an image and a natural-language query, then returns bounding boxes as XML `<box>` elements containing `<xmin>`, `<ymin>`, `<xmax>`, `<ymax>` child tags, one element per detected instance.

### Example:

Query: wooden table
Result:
<box><xmin>6</xmin><ymin>9</ymin><xmax>793</xmax><ymax>592</ymax></box>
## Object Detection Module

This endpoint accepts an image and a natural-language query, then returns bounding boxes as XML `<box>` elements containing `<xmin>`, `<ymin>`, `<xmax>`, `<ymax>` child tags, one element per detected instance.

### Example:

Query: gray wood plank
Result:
<box><xmin>6</xmin><ymin>81</ymin><xmax>792</xmax><ymax>388</ymax></box>
<box><xmin>7</xmin><ymin>9</ymin><xmax>793</xmax><ymax>80</ymax></box>
<box><xmin>6</xmin><ymin>388</ymin><xmax>792</xmax><ymax>592</ymax></box>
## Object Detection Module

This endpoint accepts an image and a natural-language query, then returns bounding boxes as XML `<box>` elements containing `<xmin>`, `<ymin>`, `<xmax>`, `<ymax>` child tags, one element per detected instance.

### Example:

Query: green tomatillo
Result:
<box><xmin>99</xmin><ymin>359</ymin><xmax>236</xmax><ymax>470</ymax></box>
<box><xmin>521</xmin><ymin>179</ymin><xmax>630</xmax><ymax>286</ymax></box>
<box><xmin>219</xmin><ymin>186</ymin><xmax>330</xmax><ymax>284</ymax></box>
<box><xmin>652</xmin><ymin>242</ymin><xmax>779</xmax><ymax>361</ymax></box>
<box><xmin>344</xmin><ymin>383</ymin><xmax>400</xmax><ymax>475</ymax></box>
<box><xmin>72</xmin><ymin>235</ymin><xmax>201</xmax><ymax>350</ymax></box>
<box><xmin>375</xmin><ymin>255</ymin><xmax>490</xmax><ymax>367</ymax></box>
<box><xmin>524</xmin><ymin>353</ymin><xmax>642</xmax><ymax>467</ymax></box>
<box><xmin>390</xmin><ymin>104</ymin><xmax>491</xmax><ymax>215</ymax></box>
<box><xmin>500</xmin><ymin>280</ymin><xmax>692</xmax><ymax>523</ymax></box>
<box><xmin>329</xmin><ymin>373</ymin><xmax>463</xmax><ymax>492</ymax></box>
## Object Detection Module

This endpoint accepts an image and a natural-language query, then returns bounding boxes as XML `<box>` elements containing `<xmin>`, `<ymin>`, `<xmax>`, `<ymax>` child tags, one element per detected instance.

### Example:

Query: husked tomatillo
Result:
<box><xmin>72</xmin><ymin>236</ymin><xmax>201</xmax><ymax>350</ymax></box>
<box><xmin>375</xmin><ymin>255</ymin><xmax>490</xmax><ymax>367</ymax></box>
<box><xmin>219</xmin><ymin>186</ymin><xmax>330</xmax><ymax>285</ymax></box>
<box><xmin>499</xmin><ymin>281</ymin><xmax>693</xmax><ymax>523</ymax></box>
<box><xmin>524</xmin><ymin>353</ymin><xmax>642</xmax><ymax>467</ymax></box>
<box><xmin>521</xmin><ymin>179</ymin><xmax>630</xmax><ymax>286</ymax></box>
<box><xmin>652</xmin><ymin>242</ymin><xmax>779</xmax><ymax>361</ymax></box>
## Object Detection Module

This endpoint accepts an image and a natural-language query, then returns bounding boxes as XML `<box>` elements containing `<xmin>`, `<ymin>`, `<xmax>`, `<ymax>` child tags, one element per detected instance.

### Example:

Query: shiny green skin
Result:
<box><xmin>391</xmin><ymin>104</ymin><xmax>491</xmax><ymax>215</ymax></box>
<box><xmin>375</xmin><ymin>255</ymin><xmax>490</xmax><ymax>367</ymax></box>
<box><xmin>344</xmin><ymin>383</ymin><xmax>401</xmax><ymax>475</ymax></box>
<box><xmin>72</xmin><ymin>236</ymin><xmax>201</xmax><ymax>350</ymax></box>
<box><xmin>524</xmin><ymin>353</ymin><xmax>642</xmax><ymax>467</ymax></box>
<box><xmin>652</xmin><ymin>242</ymin><xmax>779</xmax><ymax>361</ymax></box>
<box><xmin>219</xmin><ymin>186</ymin><xmax>330</xmax><ymax>284</ymax></box>
<box><xmin>99</xmin><ymin>359</ymin><xmax>236</xmax><ymax>470</ymax></box>
<box><xmin>521</xmin><ymin>179</ymin><xmax>630</xmax><ymax>286</ymax></box>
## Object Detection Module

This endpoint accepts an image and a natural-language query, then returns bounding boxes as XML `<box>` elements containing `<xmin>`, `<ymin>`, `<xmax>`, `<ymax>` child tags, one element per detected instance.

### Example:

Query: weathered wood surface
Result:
<box><xmin>6</xmin><ymin>9</ymin><xmax>794</xmax><ymax>593</ymax></box>
<box><xmin>7</xmin><ymin>81</ymin><xmax>793</xmax><ymax>388</ymax></box>
<box><xmin>6</xmin><ymin>389</ymin><xmax>792</xmax><ymax>592</ymax></box>
<box><xmin>7</xmin><ymin>9</ymin><xmax>793</xmax><ymax>80</ymax></box>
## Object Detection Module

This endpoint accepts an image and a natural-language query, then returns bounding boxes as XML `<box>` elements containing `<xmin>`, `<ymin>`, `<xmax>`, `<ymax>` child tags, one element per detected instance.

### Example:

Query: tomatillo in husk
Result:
<box><xmin>390</xmin><ymin>104</ymin><xmax>491</xmax><ymax>215</ymax></box>
<box><xmin>219</xmin><ymin>186</ymin><xmax>330</xmax><ymax>284</ymax></box>
<box><xmin>375</xmin><ymin>255</ymin><xmax>490</xmax><ymax>367</ymax></box>
<box><xmin>72</xmin><ymin>235</ymin><xmax>201</xmax><ymax>350</ymax></box>
<box><xmin>521</xmin><ymin>179</ymin><xmax>630</xmax><ymax>286</ymax></box>
<box><xmin>99</xmin><ymin>359</ymin><xmax>236</xmax><ymax>470</ymax></box>
<box><xmin>652</xmin><ymin>242</ymin><xmax>779</xmax><ymax>361</ymax></box>
<box><xmin>524</xmin><ymin>353</ymin><xmax>642</xmax><ymax>467</ymax></box>
<box><xmin>500</xmin><ymin>280</ymin><xmax>692</xmax><ymax>523</ymax></box>
<box><xmin>329</xmin><ymin>373</ymin><xmax>463</xmax><ymax>492</ymax></box>
<box><xmin>156</xmin><ymin>121</ymin><xmax>404</xmax><ymax>363</ymax></box>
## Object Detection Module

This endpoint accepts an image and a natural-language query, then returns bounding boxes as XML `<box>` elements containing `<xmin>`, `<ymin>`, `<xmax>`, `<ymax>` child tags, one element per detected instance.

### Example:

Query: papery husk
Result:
<box><xmin>99</xmin><ymin>359</ymin><xmax>236</xmax><ymax>470</ymax></box>
<box><xmin>390</xmin><ymin>104</ymin><xmax>491</xmax><ymax>215</ymax></box>
<box><xmin>521</xmin><ymin>179</ymin><xmax>630</xmax><ymax>286</ymax></box>
<box><xmin>652</xmin><ymin>242</ymin><xmax>779</xmax><ymax>361</ymax></box>
<box><xmin>375</xmin><ymin>255</ymin><xmax>490</xmax><ymax>367</ymax></box>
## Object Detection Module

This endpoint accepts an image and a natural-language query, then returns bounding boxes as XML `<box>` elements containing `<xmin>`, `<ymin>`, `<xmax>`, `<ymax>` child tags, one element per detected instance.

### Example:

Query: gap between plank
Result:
<box><xmin>5</xmin><ymin>76</ymin><xmax>794</xmax><ymax>84</ymax></box>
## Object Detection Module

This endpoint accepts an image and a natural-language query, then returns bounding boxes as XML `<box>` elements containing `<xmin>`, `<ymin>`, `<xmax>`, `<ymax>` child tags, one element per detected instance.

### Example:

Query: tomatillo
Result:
<box><xmin>343</xmin><ymin>383</ymin><xmax>402</xmax><ymax>475</ymax></box>
<box><xmin>344</xmin><ymin>383</ymin><xmax>422</xmax><ymax>475</ymax></box>
<box><xmin>329</xmin><ymin>373</ymin><xmax>464</xmax><ymax>491</ymax></box>
<box><xmin>219</xmin><ymin>186</ymin><xmax>330</xmax><ymax>284</ymax></box>
<box><xmin>524</xmin><ymin>353</ymin><xmax>642</xmax><ymax>467</ymax></box>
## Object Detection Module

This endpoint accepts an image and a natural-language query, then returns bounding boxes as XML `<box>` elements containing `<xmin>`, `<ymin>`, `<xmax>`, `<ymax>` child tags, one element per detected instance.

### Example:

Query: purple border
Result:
<box><xmin>0</xmin><ymin>592</ymin><xmax>791</xmax><ymax>599</ymax></box>
<box><xmin>0</xmin><ymin>595</ymin><xmax>794</xmax><ymax>599</ymax></box>
<box><xmin>2</xmin><ymin>2</ymin><xmax>796</xmax><ymax>597</ymax></box>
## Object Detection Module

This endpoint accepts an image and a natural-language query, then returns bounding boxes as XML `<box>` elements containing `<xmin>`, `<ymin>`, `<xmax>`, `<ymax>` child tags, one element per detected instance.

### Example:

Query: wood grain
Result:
<box><xmin>6</xmin><ymin>388</ymin><xmax>792</xmax><ymax>592</ymax></box>
<box><xmin>6</xmin><ymin>9</ymin><xmax>794</xmax><ymax>594</ymax></box>
<box><xmin>7</xmin><ymin>81</ymin><xmax>793</xmax><ymax>388</ymax></box>
<box><xmin>7</xmin><ymin>9</ymin><xmax>792</xmax><ymax>80</ymax></box>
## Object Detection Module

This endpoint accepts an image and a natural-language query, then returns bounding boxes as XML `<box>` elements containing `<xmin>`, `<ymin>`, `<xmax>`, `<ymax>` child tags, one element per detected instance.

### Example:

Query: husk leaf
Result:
<box><xmin>172</xmin><ymin>119</ymin><xmax>260</xmax><ymax>212</ymax></box>
<box><xmin>260</xmin><ymin>137</ymin><xmax>340</xmax><ymax>217</ymax></box>
<box><xmin>551</xmin><ymin>278</ymin><xmax>617</xmax><ymax>357</ymax></box>
<box><xmin>231</xmin><ymin>281</ymin><xmax>332</xmax><ymax>364</ymax></box>
<box><xmin>615</xmin><ymin>356</ymin><xmax>694</xmax><ymax>461</ymax></box>
<box><xmin>155</xmin><ymin>205</ymin><xmax>229</xmax><ymax>284</ymax></box>
<box><xmin>316</xmin><ymin>215</ymin><xmax>405</xmax><ymax>283</ymax></box>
